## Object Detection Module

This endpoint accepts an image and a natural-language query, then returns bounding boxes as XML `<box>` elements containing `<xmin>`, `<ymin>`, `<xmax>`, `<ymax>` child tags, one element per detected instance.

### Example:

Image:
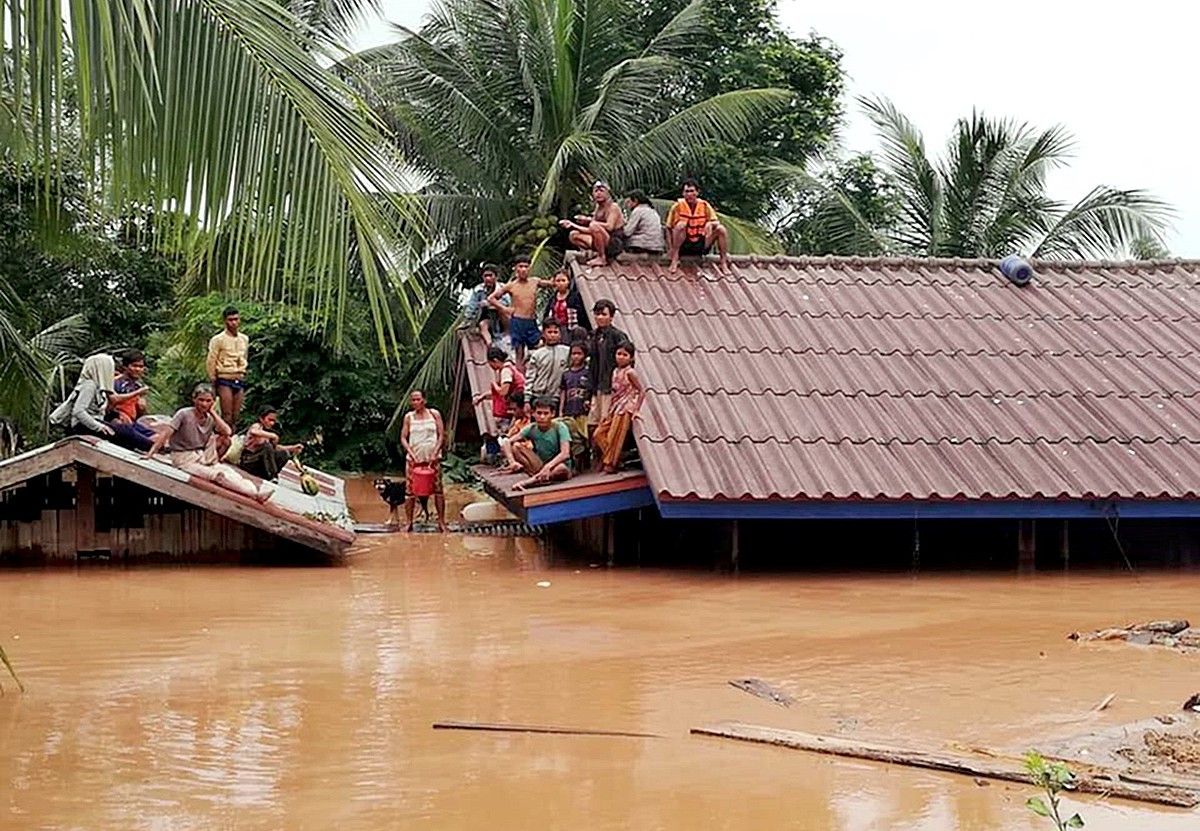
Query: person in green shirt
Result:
<box><xmin>502</xmin><ymin>397</ymin><xmax>573</xmax><ymax>490</ymax></box>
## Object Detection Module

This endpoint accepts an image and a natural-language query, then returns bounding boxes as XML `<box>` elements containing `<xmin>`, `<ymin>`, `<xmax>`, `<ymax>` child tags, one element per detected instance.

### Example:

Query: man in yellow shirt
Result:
<box><xmin>666</xmin><ymin>178</ymin><xmax>730</xmax><ymax>274</ymax></box>
<box><xmin>206</xmin><ymin>306</ymin><xmax>250</xmax><ymax>428</ymax></box>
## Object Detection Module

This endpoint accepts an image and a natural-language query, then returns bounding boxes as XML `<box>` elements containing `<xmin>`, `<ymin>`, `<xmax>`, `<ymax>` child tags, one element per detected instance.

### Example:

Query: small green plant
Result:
<box><xmin>0</xmin><ymin>642</ymin><xmax>25</xmax><ymax>693</ymax></box>
<box><xmin>1025</xmin><ymin>751</ymin><xmax>1084</xmax><ymax>829</ymax></box>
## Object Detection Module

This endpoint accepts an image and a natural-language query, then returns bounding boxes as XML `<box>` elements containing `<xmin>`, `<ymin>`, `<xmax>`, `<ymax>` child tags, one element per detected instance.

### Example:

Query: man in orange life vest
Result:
<box><xmin>666</xmin><ymin>178</ymin><xmax>730</xmax><ymax>274</ymax></box>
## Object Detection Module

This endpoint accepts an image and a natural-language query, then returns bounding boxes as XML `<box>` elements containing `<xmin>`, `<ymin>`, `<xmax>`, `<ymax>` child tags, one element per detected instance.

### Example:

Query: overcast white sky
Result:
<box><xmin>352</xmin><ymin>1</ymin><xmax>1200</xmax><ymax>255</ymax></box>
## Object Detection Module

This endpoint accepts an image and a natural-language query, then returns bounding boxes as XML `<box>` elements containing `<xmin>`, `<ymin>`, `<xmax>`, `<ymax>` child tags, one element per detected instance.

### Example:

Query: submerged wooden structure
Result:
<box><xmin>0</xmin><ymin>436</ymin><xmax>354</xmax><ymax>563</ymax></box>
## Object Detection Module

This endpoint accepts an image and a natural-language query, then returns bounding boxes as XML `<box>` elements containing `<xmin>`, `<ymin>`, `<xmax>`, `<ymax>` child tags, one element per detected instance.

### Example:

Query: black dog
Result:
<box><xmin>373</xmin><ymin>477</ymin><xmax>428</xmax><ymax>526</ymax></box>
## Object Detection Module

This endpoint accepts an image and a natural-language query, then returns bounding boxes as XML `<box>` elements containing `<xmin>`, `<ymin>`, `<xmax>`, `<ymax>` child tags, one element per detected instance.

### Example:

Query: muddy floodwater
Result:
<box><xmin>4</xmin><ymin>490</ymin><xmax>1200</xmax><ymax>829</ymax></box>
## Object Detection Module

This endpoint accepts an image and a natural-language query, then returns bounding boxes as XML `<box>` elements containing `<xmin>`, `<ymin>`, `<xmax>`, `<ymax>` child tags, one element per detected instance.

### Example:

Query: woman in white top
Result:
<box><xmin>399</xmin><ymin>389</ymin><xmax>447</xmax><ymax>532</ymax></box>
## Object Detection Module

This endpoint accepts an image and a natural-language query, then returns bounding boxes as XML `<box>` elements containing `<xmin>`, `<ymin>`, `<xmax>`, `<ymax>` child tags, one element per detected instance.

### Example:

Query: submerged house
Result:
<box><xmin>0</xmin><ymin>436</ymin><xmax>354</xmax><ymax>563</ymax></box>
<box><xmin>467</xmin><ymin>254</ymin><xmax>1200</xmax><ymax>568</ymax></box>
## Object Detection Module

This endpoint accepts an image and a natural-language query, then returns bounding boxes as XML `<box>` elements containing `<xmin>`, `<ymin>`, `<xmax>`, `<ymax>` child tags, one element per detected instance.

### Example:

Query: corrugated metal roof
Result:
<box><xmin>571</xmin><ymin>255</ymin><xmax>1200</xmax><ymax>503</ymax></box>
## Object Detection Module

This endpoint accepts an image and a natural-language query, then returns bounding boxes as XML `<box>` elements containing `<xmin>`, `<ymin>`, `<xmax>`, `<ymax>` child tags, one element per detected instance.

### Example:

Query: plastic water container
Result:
<box><xmin>999</xmin><ymin>255</ymin><xmax>1034</xmax><ymax>286</ymax></box>
<box><xmin>409</xmin><ymin>463</ymin><xmax>437</xmax><ymax>498</ymax></box>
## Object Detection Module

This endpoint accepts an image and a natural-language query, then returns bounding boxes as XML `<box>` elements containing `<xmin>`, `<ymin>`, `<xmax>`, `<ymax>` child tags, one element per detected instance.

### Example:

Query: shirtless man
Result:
<box><xmin>559</xmin><ymin>181</ymin><xmax>625</xmax><ymax>267</ymax></box>
<box><xmin>488</xmin><ymin>254</ymin><xmax>541</xmax><ymax>368</ymax></box>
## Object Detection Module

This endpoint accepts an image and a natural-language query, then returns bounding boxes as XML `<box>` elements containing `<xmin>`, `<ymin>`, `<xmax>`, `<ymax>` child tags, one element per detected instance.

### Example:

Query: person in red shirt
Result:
<box><xmin>540</xmin><ymin>269</ymin><xmax>590</xmax><ymax>345</ymax></box>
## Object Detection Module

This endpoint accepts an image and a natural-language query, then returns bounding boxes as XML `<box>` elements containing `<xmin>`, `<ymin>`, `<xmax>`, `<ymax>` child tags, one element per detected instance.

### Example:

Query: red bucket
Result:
<box><xmin>409</xmin><ymin>463</ymin><xmax>437</xmax><ymax>498</ymax></box>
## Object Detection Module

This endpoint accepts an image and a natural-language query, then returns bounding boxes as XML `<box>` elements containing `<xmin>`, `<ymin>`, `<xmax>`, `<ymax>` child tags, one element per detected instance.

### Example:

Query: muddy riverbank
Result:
<box><xmin>3</xmin><ymin>497</ymin><xmax>1200</xmax><ymax>829</ymax></box>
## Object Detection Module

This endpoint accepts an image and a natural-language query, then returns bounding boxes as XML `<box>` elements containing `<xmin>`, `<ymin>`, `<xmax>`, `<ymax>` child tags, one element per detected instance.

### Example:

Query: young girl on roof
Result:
<box><xmin>592</xmin><ymin>340</ymin><xmax>644</xmax><ymax>474</ymax></box>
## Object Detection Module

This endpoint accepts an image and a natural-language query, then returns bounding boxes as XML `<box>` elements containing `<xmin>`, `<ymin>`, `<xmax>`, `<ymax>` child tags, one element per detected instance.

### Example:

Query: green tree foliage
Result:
<box><xmin>0</xmin><ymin>168</ymin><xmax>178</xmax><ymax>353</ymax></box>
<box><xmin>788</xmin><ymin>98</ymin><xmax>1171</xmax><ymax>259</ymax></box>
<box><xmin>148</xmin><ymin>294</ymin><xmax>407</xmax><ymax>472</ymax></box>
<box><xmin>352</xmin><ymin>0</ymin><xmax>791</xmax><ymax>267</ymax></box>
<box><xmin>1</xmin><ymin>0</ymin><xmax>424</xmax><ymax>350</ymax></box>
<box><xmin>777</xmin><ymin>154</ymin><xmax>897</xmax><ymax>256</ymax></box>
<box><xmin>625</xmin><ymin>0</ymin><xmax>844</xmax><ymax>221</ymax></box>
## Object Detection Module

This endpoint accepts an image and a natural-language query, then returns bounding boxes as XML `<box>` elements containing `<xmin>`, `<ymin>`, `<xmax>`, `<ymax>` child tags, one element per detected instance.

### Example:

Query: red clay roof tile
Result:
<box><xmin>571</xmin><ymin>255</ymin><xmax>1200</xmax><ymax>503</ymax></box>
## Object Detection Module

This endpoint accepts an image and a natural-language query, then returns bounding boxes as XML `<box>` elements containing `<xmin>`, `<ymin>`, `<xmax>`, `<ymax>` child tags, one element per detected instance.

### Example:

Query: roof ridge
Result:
<box><xmin>641</xmin><ymin>388</ymin><xmax>1200</xmax><ymax>401</ymax></box>
<box><xmin>634</xmin><ymin>435</ymin><xmax>1200</xmax><ymax>448</ymax></box>
<box><xmin>643</xmin><ymin>345</ymin><xmax>1199</xmax><ymax>359</ymax></box>
<box><xmin>570</xmin><ymin>251</ymin><xmax>1200</xmax><ymax>271</ymax></box>
<box><xmin>626</xmin><ymin>308</ymin><xmax>1200</xmax><ymax>323</ymax></box>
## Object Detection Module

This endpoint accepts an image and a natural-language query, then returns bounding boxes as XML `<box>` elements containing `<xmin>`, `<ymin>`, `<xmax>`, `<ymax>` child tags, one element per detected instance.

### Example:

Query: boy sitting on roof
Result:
<box><xmin>464</xmin><ymin>263</ymin><xmax>511</xmax><ymax>348</ymax></box>
<box><xmin>501</xmin><ymin>397</ymin><xmax>573</xmax><ymax>490</ymax></box>
<box><xmin>667</xmin><ymin>178</ymin><xmax>730</xmax><ymax>274</ymax></box>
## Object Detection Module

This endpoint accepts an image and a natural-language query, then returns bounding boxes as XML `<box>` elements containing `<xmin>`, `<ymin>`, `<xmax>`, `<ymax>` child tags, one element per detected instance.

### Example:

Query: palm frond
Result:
<box><xmin>287</xmin><ymin>0</ymin><xmax>381</xmax><ymax>44</ymax></box>
<box><xmin>611</xmin><ymin>88</ymin><xmax>791</xmax><ymax>192</ymax></box>
<box><xmin>860</xmin><ymin>96</ymin><xmax>942</xmax><ymax>254</ymax></box>
<box><xmin>765</xmin><ymin>160</ymin><xmax>893</xmax><ymax>255</ymax></box>
<box><xmin>2</xmin><ymin>0</ymin><xmax>426</xmax><ymax>351</ymax></box>
<box><xmin>1030</xmin><ymin>187</ymin><xmax>1173</xmax><ymax>260</ymax></box>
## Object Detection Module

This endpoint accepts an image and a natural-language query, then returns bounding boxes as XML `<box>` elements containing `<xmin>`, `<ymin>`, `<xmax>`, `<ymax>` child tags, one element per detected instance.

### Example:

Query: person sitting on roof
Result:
<box><xmin>472</xmin><ymin>346</ymin><xmax>526</xmax><ymax>464</ymax></box>
<box><xmin>106</xmin><ymin>350</ymin><xmax>157</xmax><ymax>452</ymax></box>
<box><xmin>559</xmin><ymin>181</ymin><xmax>625</xmax><ymax>267</ymax></box>
<box><xmin>540</xmin><ymin>269</ymin><xmax>591</xmax><ymax>344</ymax></box>
<box><xmin>501</xmin><ymin>397</ymin><xmax>573</xmax><ymax>490</ymax></box>
<box><xmin>238</xmin><ymin>406</ymin><xmax>304</xmax><ymax>482</ymax></box>
<box><xmin>464</xmin><ymin>263</ymin><xmax>511</xmax><ymax>348</ymax></box>
<box><xmin>592</xmin><ymin>340</ymin><xmax>644</xmax><ymax>474</ymax></box>
<box><xmin>525</xmin><ymin>319</ymin><xmax>570</xmax><ymax>412</ymax></box>
<box><xmin>623</xmin><ymin>190</ymin><xmax>665</xmax><ymax>255</ymax></box>
<box><xmin>487</xmin><ymin>254</ymin><xmax>541</xmax><ymax>369</ymax></box>
<box><xmin>667</xmin><ymin>178</ymin><xmax>730</xmax><ymax>275</ymax></box>
<box><xmin>146</xmin><ymin>383</ymin><xmax>272</xmax><ymax>502</ymax></box>
<box><xmin>50</xmin><ymin>354</ymin><xmax>122</xmax><ymax>445</ymax></box>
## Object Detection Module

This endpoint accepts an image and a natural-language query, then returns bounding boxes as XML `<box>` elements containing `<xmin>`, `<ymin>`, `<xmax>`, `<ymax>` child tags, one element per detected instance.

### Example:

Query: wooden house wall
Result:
<box><xmin>0</xmin><ymin>465</ymin><xmax>316</xmax><ymax>564</ymax></box>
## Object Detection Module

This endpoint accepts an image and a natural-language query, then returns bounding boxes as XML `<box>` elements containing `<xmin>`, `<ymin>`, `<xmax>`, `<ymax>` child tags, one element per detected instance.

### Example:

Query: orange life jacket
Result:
<box><xmin>673</xmin><ymin>199</ymin><xmax>714</xmax><ymax>242</ymax></box>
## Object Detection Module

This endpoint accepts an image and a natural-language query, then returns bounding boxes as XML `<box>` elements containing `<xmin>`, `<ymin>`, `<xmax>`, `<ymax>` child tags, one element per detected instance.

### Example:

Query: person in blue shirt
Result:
<box><xmin>464</xmin><ymin>264</ymin><xmax>511</xmax><ymax>346</ymax></box>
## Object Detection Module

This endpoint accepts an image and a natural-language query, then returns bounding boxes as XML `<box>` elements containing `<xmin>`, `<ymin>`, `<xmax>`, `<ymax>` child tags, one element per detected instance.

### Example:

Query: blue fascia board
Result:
<box><xmin>656</xmin><ymin>498</ymin><xmax>1200</xmax><ymax>521</ymax></box>
<box><xmin>526</xmin><ymin>487</ymin><xmax>656</xmax><ymax>525</ymax></box>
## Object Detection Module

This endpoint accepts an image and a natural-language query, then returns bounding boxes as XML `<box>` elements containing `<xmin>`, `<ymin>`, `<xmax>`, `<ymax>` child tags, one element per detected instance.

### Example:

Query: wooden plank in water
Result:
<box><xmin>690</xmin><ymin>722</ymin><xmax>1198</xmax><ymax>808</ymax></box>
<box><xmin>729</xmin><ymin>678</ymin><xmax>795</xmax><ymax>707</ymax></box>
<box><xmin>433</xmin><ymin>720</ymin><xmax>662</xmax><ymax>739</ymax></box>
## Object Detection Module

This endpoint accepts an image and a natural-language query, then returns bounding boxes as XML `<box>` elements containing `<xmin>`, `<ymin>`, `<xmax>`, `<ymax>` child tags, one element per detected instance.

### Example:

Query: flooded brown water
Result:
<box><xmin>3</xmin><ymin>490</ymin><xmax>1200</xmax><ymax>829</ymax></box>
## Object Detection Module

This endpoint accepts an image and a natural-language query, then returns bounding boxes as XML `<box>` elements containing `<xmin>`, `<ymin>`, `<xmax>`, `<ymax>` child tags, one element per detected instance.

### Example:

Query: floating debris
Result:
<box><xmin>1068</xmin><ymin>619</ymin><xmax>1200</xmax><ymax>651</ymax></box>
<box><xmin>728</xmin><ymin>678</ymin><xmax>795</xmax><ymax>708</ymax></box>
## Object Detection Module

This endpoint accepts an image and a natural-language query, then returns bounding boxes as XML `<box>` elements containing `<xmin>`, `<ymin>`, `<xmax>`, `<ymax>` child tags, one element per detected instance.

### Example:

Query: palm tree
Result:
<box><xmin>0</xmin><ymin>278</ymin><xmax>86</xmax><ymax>454</ymax></box>
<box><xmin>352</xmin><ymin>0</ymin><xmax>789</xmax><ymax>262</ymax></box>
<box><xmin>785</xmin><ymin>97</ymin><xmax>1171</xmax><ymax>260</ymax></box>
<box><xmin>1</xmin><ymin>0</ymin><xmax>423</xmax><ymax>351</ymax></box>
<box><xmin>352</xmin><ymin>0</ymin><xmax>790</xmax><ymax>398</ymax></box>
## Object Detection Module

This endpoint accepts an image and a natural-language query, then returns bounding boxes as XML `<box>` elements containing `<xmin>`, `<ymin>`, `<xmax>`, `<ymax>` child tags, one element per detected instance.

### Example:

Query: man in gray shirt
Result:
<box><xmin>524</xmin><ymin>320</ymin><xmax>571</xmax><ymax>412</ymax></box>
<box><xmin>622</xmin><ymin>190</ymin><xmax>665</xmax><ymax>254</ymax></box>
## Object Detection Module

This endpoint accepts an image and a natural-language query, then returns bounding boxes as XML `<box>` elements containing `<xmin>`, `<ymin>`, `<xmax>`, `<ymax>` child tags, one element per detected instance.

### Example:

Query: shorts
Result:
<box><xmin>606</xmin><ymin>231</ymin><xmax>625</xmax><ymax>259</ymax></box>
<box><xmin>587</xmin><ymin>392</ymin><xmax>613</xmax><ymax>427</ymax></box>
<box><xmin>215</xmin><ymin>377</ymin><xmax>246</xmax><ymax>391</ymax></box>
<box><xmin>510</xmin><ymin>316</ymin><xmax>541</xmax><ymax>349</ymax></box>
<box><xmin>680</xmin><ymin>238</ymin><xmax>710</xmax><ymax>257</ymax></box>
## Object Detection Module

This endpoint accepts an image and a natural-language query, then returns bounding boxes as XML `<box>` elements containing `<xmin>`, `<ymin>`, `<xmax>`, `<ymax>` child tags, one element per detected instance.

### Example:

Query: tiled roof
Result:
<box><xmin>462</xmin><ymin>331</ymin><xmax>500</xmax><ymax>437</ymax></box>
<box><xmin>571</xmin><ymin>255</ymin><xmax>1200</xmax><ymax>503</ymax></box>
